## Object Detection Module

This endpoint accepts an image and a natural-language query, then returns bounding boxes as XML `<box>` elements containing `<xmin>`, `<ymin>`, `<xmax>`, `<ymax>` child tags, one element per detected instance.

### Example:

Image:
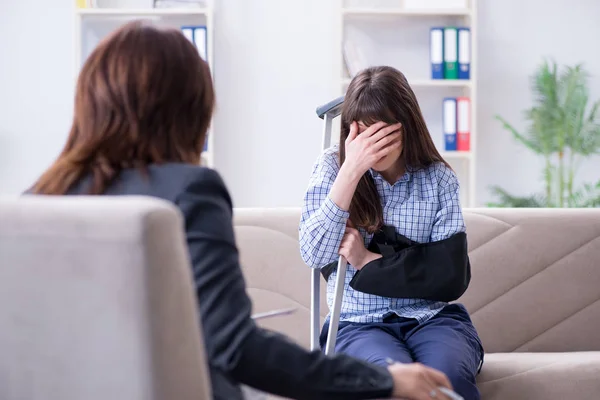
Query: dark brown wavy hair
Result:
<box><xmin>32</xmin><ymin>20</ymin><xmax>215</xmax><ymax>195</ymax></box>
<box><xmin>340</xmin><ymin>66</ymin><xmax>450</xmax><ymax>233</ymax></box>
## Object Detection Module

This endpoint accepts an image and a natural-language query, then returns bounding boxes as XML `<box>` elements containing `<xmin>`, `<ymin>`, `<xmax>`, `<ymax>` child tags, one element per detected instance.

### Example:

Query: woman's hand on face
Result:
<box><xmin>342</xmin><ymin>121</ymin><xmax>402</xmax><ymax>178</ymax></box>
<box><xmin>338</xmin><ymin>222</ymin><xmax>382</xmax><ymax>270</ymax></box>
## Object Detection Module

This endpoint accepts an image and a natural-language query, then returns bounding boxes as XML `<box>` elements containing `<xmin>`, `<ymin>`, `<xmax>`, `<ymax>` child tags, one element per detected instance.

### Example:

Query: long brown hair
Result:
<box><xmin>340</xmin><ymin>66</ymin><xmax>450</xmax><ymax>233</ymax></box>
<box><xmin>33</xmin><ymin>20</ymin><xmax>215</xmax><ymax>195</ymax></box>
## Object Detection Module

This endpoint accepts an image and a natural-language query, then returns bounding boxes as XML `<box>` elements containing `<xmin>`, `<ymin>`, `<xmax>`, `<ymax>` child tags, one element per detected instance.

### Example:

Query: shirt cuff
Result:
<box><xmin>322</xmin><ymin>196</ymin><xmax>350</xmax><ymax>227</ymax></box>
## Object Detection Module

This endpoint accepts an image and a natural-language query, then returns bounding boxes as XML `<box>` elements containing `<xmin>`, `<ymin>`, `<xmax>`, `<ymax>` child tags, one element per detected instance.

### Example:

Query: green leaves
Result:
<box><xmin>491</xmin><ymin>60</ymin><xmax>600</xmax><ymax>208</ymax></box>
<box><xmin>487</xmin><ymin>187</ymin><xmax>546</xmax><ymax>208</ymax></box>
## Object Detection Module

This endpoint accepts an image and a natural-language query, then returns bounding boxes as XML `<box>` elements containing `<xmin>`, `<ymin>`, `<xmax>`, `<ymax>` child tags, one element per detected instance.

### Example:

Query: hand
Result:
<box><xmin>342</xmin><ymin>121</ymin><xmax>402</xmax><ymax>178</ymax></box>
<box><xmin>387</xmin><ymin>362</ymin><xmax>453</xmax><ymax>400</ymax></box>
<box><xmin>338</xmin><ymin>222</ymin><xmax>382</xmax><ymax>270</ymax></box>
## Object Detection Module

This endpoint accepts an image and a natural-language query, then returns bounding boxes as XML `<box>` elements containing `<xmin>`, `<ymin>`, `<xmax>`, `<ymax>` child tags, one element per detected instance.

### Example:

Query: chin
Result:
<box><xmin>373</xmin><ymin>151</ymin><xmax>402</xmax><ymax>172</ymax></box>
<box><xmin>373</xmin><ymin>156</ymin><xmax>398</xmax><ymax>172</ymax></box>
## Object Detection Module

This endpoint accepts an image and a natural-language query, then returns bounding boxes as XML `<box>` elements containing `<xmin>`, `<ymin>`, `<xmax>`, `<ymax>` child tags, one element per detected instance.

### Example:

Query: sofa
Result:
<box><xmin>0</xmin><ymin>196</ymin><xmax>211</xmax><ymax>400</ymax></box>
<box><xmin>233</xmin><ymin>207</ymin><xmax>600</xmax><ymax>400</ymax></box>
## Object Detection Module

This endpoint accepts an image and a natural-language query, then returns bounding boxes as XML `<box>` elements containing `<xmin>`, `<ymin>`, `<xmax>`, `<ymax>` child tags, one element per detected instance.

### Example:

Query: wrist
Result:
<box><xmin>386</xmin><ymin>366</ymin><xmax>401</xmax><ymax>398</ymax></box>
<box><xmin>357</xmin><ymin>251</ymin><xmax>382</xmax><ymax>270</ymax></box>
<box><xmin>339</xmin><ymin>162</ymin><xmax>364</xmax><ymax>185</ymax></box>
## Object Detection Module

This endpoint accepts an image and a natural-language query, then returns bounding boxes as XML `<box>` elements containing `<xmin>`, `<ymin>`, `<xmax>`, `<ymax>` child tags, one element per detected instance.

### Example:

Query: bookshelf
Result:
<box><xmin>74</xmin><ymin>2</ymin><xmax>215</xmax><ymax>168</ymax></box>
<box><xmin>342</xmin><ymin>8</ymin><xmax>472</xmax><ymax>16</ymax></box>
<box><xmin>340</xmin><ymin>0</ymin><xmax>478</xmax><ymax>207</ymax></box>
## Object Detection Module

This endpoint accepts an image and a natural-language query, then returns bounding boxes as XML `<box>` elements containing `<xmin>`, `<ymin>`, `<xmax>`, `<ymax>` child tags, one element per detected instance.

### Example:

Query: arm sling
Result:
<box><xmin>320</xmin><ymin>226</ymin><xmax>471</xmax><ymax>303</ymax></box>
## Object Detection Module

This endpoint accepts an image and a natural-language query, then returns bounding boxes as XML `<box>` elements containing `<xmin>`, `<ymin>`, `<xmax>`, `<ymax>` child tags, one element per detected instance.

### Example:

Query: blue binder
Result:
<box><xmin>181</xmin><ymin>25</ymin><xmax>208</xmax><ymax>61</ymax></box>
<box><xmin>458</xmin><ymin>27</ymin><xmax>471</xmax><ymax>80</ymax></box>
<box><xmin>430</xmin><ymin>27</ymin><xmax>444</xmax><ymax>80</ymax></box>
<box><xmin>443</xmin><ymin>98</ymin><xmax>457</xmax><ymax>151</ymax></box>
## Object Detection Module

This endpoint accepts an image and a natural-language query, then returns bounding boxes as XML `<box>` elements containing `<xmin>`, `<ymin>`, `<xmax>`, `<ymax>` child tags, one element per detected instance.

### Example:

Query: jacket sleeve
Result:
<box><xmin>299</xmin><ymin>148</ymin><xmax>349</xmax><ymax>269</ymax></box>
<box><xmin>175</xmin><ymin>168</ymin><xmax>394</xmax><ymax>400</ymax></box>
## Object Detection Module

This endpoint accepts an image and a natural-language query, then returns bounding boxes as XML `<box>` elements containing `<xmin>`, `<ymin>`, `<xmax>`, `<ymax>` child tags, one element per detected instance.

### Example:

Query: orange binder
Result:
<box><xmin>457</xmin><ymin>97</ymin><xmax>470</xmax><ymax>151</ymax></box>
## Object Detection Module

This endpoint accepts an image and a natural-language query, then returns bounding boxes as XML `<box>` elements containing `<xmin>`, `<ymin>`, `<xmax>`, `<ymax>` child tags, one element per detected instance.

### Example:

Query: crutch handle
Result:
<box><xmin>324</xmin><ymin>256</ymin><xmax>347</xmax><ymax>355</ymax></box>
<box><xmin>316</xmin><ymin>96</ymin><xmax>345</xmax><ymax>119</ymax></box>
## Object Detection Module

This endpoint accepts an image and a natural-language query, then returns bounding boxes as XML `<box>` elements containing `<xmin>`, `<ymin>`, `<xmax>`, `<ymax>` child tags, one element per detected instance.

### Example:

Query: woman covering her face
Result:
<box><xmin>300</xmin><ymin>66</ymin><xmax>484</xmax><ymax>400</ymax></box>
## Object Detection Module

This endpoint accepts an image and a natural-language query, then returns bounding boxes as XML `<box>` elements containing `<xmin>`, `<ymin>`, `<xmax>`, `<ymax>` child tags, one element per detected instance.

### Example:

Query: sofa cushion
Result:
<box><xmin>478</xmin><ymin>352</ymin><xmax>600</xmax><ymax>399</ymax></box>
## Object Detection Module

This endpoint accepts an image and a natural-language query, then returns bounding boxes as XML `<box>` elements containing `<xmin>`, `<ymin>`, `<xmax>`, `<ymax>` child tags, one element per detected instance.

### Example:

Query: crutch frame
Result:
<box><xmin>311</xmin><ymin>96</ymin><xmax>346</xmax><ymax>355</ymax></box>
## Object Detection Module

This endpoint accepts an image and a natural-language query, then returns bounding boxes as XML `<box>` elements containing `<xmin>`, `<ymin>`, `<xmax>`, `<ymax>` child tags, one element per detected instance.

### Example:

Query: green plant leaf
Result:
<box><xmin>567</xmin><ymin>180</ymin><xmax>600</xmax><ymax>207</ymax></box>
<box><xmin>495</xmin><ymin>115</ymin><xmax>543</xmax><ymax>153</ymax></box>
<box><xmin>490</xmin><ymin>59</ymin><xmax>600</xmax><ymax>208</ymax></box>
<box><xmin>488</xmin><ymin>186</ymin><xmax>546</xmax><ymax>207</ymax></box>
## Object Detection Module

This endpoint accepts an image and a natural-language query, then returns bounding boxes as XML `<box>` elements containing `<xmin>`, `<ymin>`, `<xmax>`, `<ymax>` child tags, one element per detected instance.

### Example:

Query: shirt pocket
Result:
<box><xmin>396</xmin><ymin>200</ymin><xmax>439</xmax><ymax>243</ymax></box>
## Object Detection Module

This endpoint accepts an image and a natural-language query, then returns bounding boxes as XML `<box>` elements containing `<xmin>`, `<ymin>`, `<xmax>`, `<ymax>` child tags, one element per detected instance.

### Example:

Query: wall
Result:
<box><xmin>211</xmin><ymin>0</ymin><xmax>341</xmax><ymax>207</ymax></box>
<box><xmin>0</xmin><ymin>0</ymin><xmax>75</xmax><ymax>195</ymax></box>
<box><xmin>477</xmin><ymin>0</ymin><xmax>600</xmax><ymax>205</ymax></box>
<box><xmin>1</xmin><ymin>0</ymin><xmax>599</xmax><ymax>207</ymax></box>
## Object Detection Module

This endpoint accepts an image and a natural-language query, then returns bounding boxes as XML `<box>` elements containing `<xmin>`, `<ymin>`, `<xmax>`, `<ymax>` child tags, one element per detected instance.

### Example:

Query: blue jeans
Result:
<box><xmin>320</xmin><ymin>304</ymin><xmax>484</xmax><ymax>400</ymax></box>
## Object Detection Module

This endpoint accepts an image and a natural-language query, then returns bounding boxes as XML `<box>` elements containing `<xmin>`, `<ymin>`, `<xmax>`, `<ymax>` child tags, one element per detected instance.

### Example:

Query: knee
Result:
<box><xmin>443</xmin><ymin>369</ymin><xmax>479</xmax><ymax>400</ymax></box>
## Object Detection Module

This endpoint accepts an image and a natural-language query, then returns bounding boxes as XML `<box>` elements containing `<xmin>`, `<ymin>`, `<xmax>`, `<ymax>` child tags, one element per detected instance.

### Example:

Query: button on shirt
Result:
<box><xmin>299</xmin><ymin>145</ymin><xmax>466</xmax><ymax>324</ymax></box>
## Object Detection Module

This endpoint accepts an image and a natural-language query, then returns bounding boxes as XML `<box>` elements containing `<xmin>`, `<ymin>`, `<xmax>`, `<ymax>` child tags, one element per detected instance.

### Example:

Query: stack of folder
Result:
<box><xmin>181</xmin><ymin>25</ymin><xmax>208</xmax><ymax>62</ymax></box>
<box><xmin>181</xmin><ymin>25</ymin><xmax>209</xmax><ymax>152</ymax></box>
<box><xmin>430</xmin><ymin>27</ymin><xmax>470</xmax><ymax>80</ymax></box>
<box><xmin>443</xmin><ymin>97</ymin><xmax>470</xmax><ymax>152</ymax></box>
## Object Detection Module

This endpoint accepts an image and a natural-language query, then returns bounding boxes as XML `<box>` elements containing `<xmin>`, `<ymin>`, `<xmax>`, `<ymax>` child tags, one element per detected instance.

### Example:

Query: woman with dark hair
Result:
<box><xmin>300</xmin><ymin>66</ymin><xmax>484</xmax><ymax>400</ymax></box>
<box><xmin>30</xmin><ymin>22</ymin><xmax>453</xmax><ymax>400</ymax></box>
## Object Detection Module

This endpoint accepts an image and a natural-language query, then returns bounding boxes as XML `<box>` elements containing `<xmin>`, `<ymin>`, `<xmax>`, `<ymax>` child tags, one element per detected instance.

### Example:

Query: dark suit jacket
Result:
<box><xmin>61</xmin><ymin>164</ymin><xmax>394</xmax><ymax>400</ymax></box>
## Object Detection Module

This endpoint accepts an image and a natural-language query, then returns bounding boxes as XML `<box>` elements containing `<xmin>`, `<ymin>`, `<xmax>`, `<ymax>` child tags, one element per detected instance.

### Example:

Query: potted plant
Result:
<box><xmin>489</xmin><ymin>59</ymin><xmax>600</xmax><ymax>207</ymax></box>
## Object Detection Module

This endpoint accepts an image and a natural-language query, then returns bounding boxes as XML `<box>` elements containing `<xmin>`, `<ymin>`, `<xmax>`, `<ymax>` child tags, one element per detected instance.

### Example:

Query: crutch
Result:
<box><xmin>311</xmin><ymin>96</ymin><xmax>347</xmax><ymax>356</ymax></box>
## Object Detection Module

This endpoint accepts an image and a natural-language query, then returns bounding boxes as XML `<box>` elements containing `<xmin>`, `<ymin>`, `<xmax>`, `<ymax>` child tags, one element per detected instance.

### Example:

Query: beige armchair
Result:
<box><xmin>0</xmin><ymin>196</ymin><xmax>211</xmax><ymax>400</ymax></box>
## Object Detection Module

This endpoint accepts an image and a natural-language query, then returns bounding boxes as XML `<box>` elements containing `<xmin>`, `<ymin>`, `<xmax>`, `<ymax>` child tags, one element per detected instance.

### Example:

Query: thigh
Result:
<box><xmin>334</xmin><ymin>322</ymin><xmax>414</xmax><ymax>367</ymax></box>
<box><xmin>405</xmin><ymin>304</ymin><xmax>483</xmax><ymax>399</ymax></box>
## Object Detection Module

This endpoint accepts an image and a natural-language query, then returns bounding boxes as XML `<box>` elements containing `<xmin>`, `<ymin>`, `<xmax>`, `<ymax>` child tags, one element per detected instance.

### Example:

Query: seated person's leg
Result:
<box><xmin>405</xmin><ymin>304</ymin><xmax>484</xmax><ymax>400</ymax></box>
<box><xmin>321</xmin><ymin>321</ymin><xmax>413</xmax><ymax>367</ymax></box>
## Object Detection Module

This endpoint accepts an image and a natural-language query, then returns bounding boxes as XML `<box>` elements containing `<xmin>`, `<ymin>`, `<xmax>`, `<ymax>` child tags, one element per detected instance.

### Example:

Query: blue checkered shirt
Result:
<box><xmin>299</xmin><ymin>145</ymin><xmax>466</xmax><ymax>324</ymax></box>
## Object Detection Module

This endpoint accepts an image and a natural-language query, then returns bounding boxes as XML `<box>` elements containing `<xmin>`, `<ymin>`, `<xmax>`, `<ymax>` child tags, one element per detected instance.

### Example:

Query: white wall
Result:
<box><xmin>211</xmin><ymin>0</ymin><xmax>341</xmax><ymax>207</ymax></box>
<box><xmin>477</xmin><ymin>0</ymin><xmax>600</xmax><ymax>206</ymax></box>
<box><xmin>0</xmin><ymin>0</ymin><xmax>75</xmax><ymax>195</ymax></box>
<box><xmin>1</xmin><ymin>0</ymin><xmax>599</xmax><ymax>208</ymax></box>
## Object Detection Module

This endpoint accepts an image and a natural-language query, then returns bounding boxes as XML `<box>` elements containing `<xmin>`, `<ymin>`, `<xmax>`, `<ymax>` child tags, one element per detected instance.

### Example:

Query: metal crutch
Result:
<box><xmin>311</xmin><ymin>96</ymin><xmax>347</xmax><ymax>356</ymax></box>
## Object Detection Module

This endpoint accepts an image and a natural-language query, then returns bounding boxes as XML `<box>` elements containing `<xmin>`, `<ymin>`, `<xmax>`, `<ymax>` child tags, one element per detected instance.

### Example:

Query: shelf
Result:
<box><xmin>342</xmin><ymin>8</ymin><xmax>472</xmax><ymax>17</ymax></box>
<box><xmin>342</xmin><ymin>78</ymin><xmax>472</xmax><ymax>88</ymax></box>
<box><xmin>76</xmin><ymin>8</ymin><xmax>211</xmax><ymax>17</ymax></box>
<box><xmin>440</xmin><ymin>151</ymin><xmax>471</xmax><ymax>160</ymax></box>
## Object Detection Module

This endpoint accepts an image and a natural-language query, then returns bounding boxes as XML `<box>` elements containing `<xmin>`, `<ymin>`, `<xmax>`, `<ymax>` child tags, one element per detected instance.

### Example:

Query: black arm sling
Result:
<box><xmin>320</xmin><ymin>226</ymin><xmax>471</xmax><ymax>303</ymax></box>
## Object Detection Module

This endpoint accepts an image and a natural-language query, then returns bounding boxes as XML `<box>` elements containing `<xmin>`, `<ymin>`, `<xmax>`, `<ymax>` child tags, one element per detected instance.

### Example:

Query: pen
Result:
<box><xmin>251</xmin><ymin>307</ymin><xmax>297</xmax><ymax>320</ymax></box>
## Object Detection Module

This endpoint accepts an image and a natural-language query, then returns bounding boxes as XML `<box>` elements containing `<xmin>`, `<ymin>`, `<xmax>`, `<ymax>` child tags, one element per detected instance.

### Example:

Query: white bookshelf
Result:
<box><xmin>74</xmin><ymin>2</ymin><xmax>215</xmax><ymax>168</ymax></box>
<box><xmin>340</xmin><ymin>0</ymin><xmax>478</xmax><ymax>207</ymax></box>
<box><xmin>342</xmin><ymin>7</ymin><xmax>472</xmax><ymax>16</ymax></box>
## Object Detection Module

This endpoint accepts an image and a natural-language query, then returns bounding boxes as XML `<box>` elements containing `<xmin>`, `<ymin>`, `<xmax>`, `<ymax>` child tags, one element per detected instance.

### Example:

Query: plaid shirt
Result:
<box><xmin>299</xmin><ymin>145</ymin><xmax>466</xmax><ymax>324</ymax></box>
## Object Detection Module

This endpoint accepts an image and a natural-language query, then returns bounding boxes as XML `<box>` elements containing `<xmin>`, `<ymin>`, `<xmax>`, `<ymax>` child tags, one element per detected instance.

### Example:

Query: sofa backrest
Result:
<box><xmin>0</xmin><ymin>196</ymin><xmax>211</xmax><ymax>400</ymax></box>
<box><xmin>234</xmin><ymin>207</ymin><xmax>600</xmax><ymax>354</ymax></box>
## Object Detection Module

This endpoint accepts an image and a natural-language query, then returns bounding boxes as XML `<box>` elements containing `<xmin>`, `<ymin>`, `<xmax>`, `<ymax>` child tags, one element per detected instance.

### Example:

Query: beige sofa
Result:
<box><xmin>234</xmin><ymin>207</ymin><xmax>600</xmax><ymax>400</ymax></box>
<box><xmin>0</xmin><ymin>196</ymin><xmax>211</xmax><ymax>400</ymax></box>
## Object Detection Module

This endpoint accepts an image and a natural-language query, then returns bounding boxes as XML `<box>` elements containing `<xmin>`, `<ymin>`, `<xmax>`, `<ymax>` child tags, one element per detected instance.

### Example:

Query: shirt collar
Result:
<box><xmin>369</xmin><ymin>168</ymin><xmax>412</xmax><ymax>186</ymax></box>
